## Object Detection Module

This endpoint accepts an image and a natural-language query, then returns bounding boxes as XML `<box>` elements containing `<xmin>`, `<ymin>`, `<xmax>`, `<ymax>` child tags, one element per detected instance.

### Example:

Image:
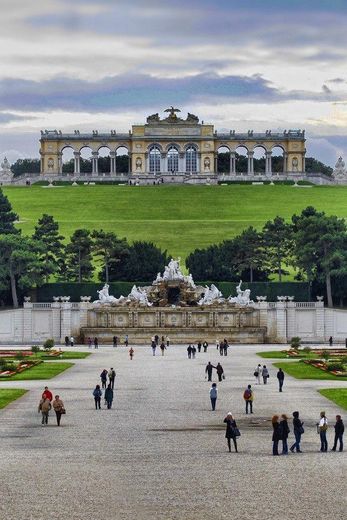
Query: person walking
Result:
<box><xmin>151</xmin><ymin>340</ymin><xmax>157</xmax><ymax>356</ymax></box>
<box><xmin>290</xmin><ymin>411</ymin><xmax>304</xmax><ymax>453</ymax></box>
<box><xmin>254</xmin><ymin>364</ymin><xmax>262</xmax><ymax>385</ymax></box>
<box><xmin>160</xmin><ymin>342</ymin><xmax>166</xmax><ymax>356</ymax></box>
<box><xmin>209</xmin><ymin>383</ymin><xmax>217</xmax><ymax>411</ymax></box>
<box><xmin>42</xmin><ymin>386</ymin><xmax>53</xmax><ymax>402</ymax></box>
<box><xmin>100</xmin><ymin>369</ymin><xmax>108</xmax><ymax>389</ymax></box>
<box><xmin>205</xmin><ymin>362</ymin><xmax>215</xmax><ymax>382</ymax></box>
<box><xmin>187</xmin><ymin>344</ymin><xmax>192</xmax><ymax>359</ymax></box>
<box><xmin>64</xmin><ymin>336</ymin><xmax>69</xmax><ymax>347</ymax></box>
<box><xmin>277</xmin><ymin>368</ymin><xmax>285</xmax><ymax>392</ymax></box>
<box><xmin>272</xmin><ymin>415</ymin><xmax>281</xmax><ymax>456</ymax></box>
<box><xmin>104</xmin><ymin>384</ymin><xmax>114</xmax><ymax>409</ymax></box>
<box><xmin>329</xmin><ymin>336</ymin><xmax>333</xmax><ymax>347</ymax></box>
<box><xmin>124</xmin><ymin>335</ymin><xmax>129</xmax><ymax>347</ymax></box>
<box><xmin>262</xmin><ymin>365</ymin><xmax>269</xmax><ymax>384</ymax></box>
<box><xmin>39</xmin><ymin>397</ymin><xmax>51</xmax><ymax>425</ymax></box>
<box><xmin>223</xmin><ymin>341</ymin><xmax>228</xmax><ymax>356</ymax></box>
<box><xmin>94</xmin><ymin>337</ymin><xmax>98</xmax><ymax>349</ymax></box>
<box><xmin>70</xmin><ymin>336</ymin><xmax>74</xmax><ymax>347</ymax></box>
<box><xmin>112</xmin><ymin>336</ymin><xmax>118</xmax><ymax>348</ymax></box>
<box><xmin>52</xmin><ymin>395</ymin><xmax>65</xmax><ymax>426</ymax></box>
<box><xmin>317</xmin><ymin>411</ymin><xmax>328</xmax><ymax>452</ymax></box>
<box><xmin>215</xmin><ymin>340</ymin><xmax>219</xmax><ymax>351</ymax></box>
<box><xmin>129</xmin><ymin>347</ymin><xmax>134</xmax><ymax>360</ymax></box>
<box><xmin>224</xmin><ymin>412</ymin><xmax>239</xmax><ymax>453</ymax></box>
<box><xmin>87</xmin><ymin>336</ymin><xmax>92</xmax><ymax>349</ymax></box>
<box><xmin>191</xmin><ymin>345</ymin><xmax>197</xmax><ymax>359</ymax></box>
<box><xmin>331</xmin><ymin>415</ymin><xmax>344</xmax><ymax>452</ymax></box>
<box><xmin>216</xmin><ymin>363</ymin><xmax>224</xmax><ymax>382</ymax></box>
<box><xmin>108</xmin><ymin>368</ymin><xmax>116</xmax><ymax>390</ymax></box>
<box><xmin>219</xmin><ymin>340</ymin><xmax>224</xmax><ymax>356</ymax></box>
<box><xmin>93</xmin><ymin>385</ymin><xmax>102</xmax><ymax>410</ymax></box>
<box><xmin>243</xmin><ymin>385</ymin><xmax>254</xmax><ymax>414</ymax></box>
<box><xmin>279</xmin><ymin>414</ymin><xmax>290</xmax><ymax>454</ymax></box>
<box><xmin>203</xmin><ymin>341</ymin><xmax>208</xmax><ymax>353</ymax></box>
<box><xmin>198</xmin><ymin>341</ymin><xmax>202</xmax><ymax>353</ymax></box>
<box><xmin>166</xmin><ymin>336</ymin><xmax>170</xmax><ymax>348</ymax></box>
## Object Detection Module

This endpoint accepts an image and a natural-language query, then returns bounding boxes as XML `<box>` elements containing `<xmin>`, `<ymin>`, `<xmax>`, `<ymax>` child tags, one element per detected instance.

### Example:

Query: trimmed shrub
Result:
<box><xmin>43</xmin><ymin>339</ymin><xmax>54</xmax><ymax>351</ymax></box>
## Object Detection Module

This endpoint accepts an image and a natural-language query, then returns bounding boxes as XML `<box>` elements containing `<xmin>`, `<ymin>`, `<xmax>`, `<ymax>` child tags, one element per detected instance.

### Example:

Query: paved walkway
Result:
<box><xmin>0</xmin><ymin>344</ymin><xmax>346</xmax><ymax>520</ymax></box>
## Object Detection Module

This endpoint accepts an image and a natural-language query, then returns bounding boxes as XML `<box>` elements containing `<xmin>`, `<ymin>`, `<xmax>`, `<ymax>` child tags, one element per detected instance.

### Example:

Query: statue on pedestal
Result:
<box><xmin>228</xmin><ymin>280</ymin><xmax>253</xmax><ymax>306</ymax></box>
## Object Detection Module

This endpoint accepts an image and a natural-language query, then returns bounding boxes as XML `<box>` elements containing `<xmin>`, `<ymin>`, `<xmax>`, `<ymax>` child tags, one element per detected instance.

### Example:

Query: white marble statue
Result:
<box><xmin>162</xmin><ymin>258</ymin><xmax>185</xmax><ymax>281</ymax></box>
<box><xmin>198</xmin><ymin>284</ymin><xmax>224</xmax><ymax>305</ymax></box>
<box><xmin>185</xmin><ymin>273</ymin><xmax>196</xmax><ymax>289</ymax></box>
<box><xmin>333</xmin><ymin>156</ymin><xmax>346</xmax><ymax>179</ymax></box>
<box><xmin>93</xmin><ymin>283</ymin><xmax>124</xmax><ymax>305</ymax></box>
<box><xmin>228</xmin><ymin>280</ymin><xmax>253</xmax><ymax>306</ymax></box>
<box><xmin>127</xmin><ymin>285</ymin><xmax>153</xmax><ymax>306</ymax></box>
<box><xmin>0</xmin><ymin>156</ymin><xmax>13</xmax><ymax>183</ymax></box>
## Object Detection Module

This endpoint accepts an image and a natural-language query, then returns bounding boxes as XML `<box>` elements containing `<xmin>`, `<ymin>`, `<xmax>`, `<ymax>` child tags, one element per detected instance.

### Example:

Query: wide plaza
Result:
<box><xmin>0</xmin><ymin>343</ymin><xmax>345</xmax><ymax>520</ymax></box>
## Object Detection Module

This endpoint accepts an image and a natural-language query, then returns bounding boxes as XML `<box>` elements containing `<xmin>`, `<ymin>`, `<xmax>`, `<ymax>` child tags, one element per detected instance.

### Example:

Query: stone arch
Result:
<box><xmin>253</xmin><ymin>145</ymin><xmax>267</xmax><ymax>174</ymax></box>
<box><xmin>217</xmin><ymin>145</ymin><xmax>230</xmax><ymax>174</ymax></box>
<box><xmin>235</xmin><ymin>145</ymin><xmax>248</xmax><ymax>174</ymax></box>
<box><xmin>148</xmin><ymin>145</ymin><xmax>161</xmax><ymax>174</ymax></box>
<box><xmin>185</xmin><ymin>144</ymin><xmax>198</xmax><ymax>173</ymax></box>
<box><xmin>79</xmin><ymin>146</ymin><xmax>93</xmax><ymax>174</ymax></box>
<box><xmin>98</xmin><ymin>146</ymin><xmax>111</xmax><ymax>174</ymax></box>
<box><xmin>61</xmin><ymin>146</ymin><xmax>75</xmax><ymax>173</ymax></box>
<box><xmin>167</xmin><ymin>145</ymin><xmax>179</xmax><ymax>173</ymax></box>
<box><xmin>165</xmin><ymin>142</ymin><xmax>181</xmax><ymax>153</ymax></box>
<box><xmin>272</xmin><ymin>145</ymin><xmax>285</xmax><ymax>174</ymax></box>
<box><xmin>116</xmin><ymin>146</ymin><xmax>129</xmax><ymax>173</ymax></box>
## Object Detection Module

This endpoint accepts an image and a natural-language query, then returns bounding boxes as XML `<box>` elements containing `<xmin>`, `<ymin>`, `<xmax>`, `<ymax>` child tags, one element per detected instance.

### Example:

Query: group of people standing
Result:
<box><xmin>216</xmin><ymin>338</ymin><xmax>230</xmax><ymax>356</ymax></box>
<box><xmin>38</xmin><ymin>386</ymin><xmax>65</xmax><ymax>426</ymax></box>
<box><xmin>151</xmin><ymin>335</ymin><xmax>170</xmax><ymax>356</ymax></box>
<box><xmin>94</xmin><ymin>367</ymin><xmax>116</xmax><ymax>409</ymax></box>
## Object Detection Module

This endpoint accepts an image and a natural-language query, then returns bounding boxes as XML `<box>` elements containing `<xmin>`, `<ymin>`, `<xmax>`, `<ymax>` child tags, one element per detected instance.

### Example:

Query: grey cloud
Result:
<box><xmin>0</xmin><ymin>112</ymin><xmax>35</xmax><ymax>123</ymax></box>
<box><xmin>322</xmin><ymin>84</ymin><xmax>332</xmax><ymax>94</ymax></box>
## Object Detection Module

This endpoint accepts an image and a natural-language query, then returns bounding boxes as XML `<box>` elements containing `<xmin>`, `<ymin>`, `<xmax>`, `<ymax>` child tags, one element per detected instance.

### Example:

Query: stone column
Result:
<box><xmin>247</xmin><ymin>151</ymin><xmax>254</xmax><ymax>175</ymax></box>
<box><xmin>286</xmin><ymin>301</ymin><xmax>296</xmax><ymax>339</ymax></box>
<box><xmin>315</xmin><ymin>301</ymin><xmax>325</xmax><ymax>341</ymax></box>
<box><xmin>162</xmin><ymin>153</ymin><xmax>167</xmax><ymax>173</ymax></box>
<box><xmin>91</xmin><ymin>152</ymin><xmax>98</xmax><ymax>174</ymax></box>
<box><xmin>73</xmin><ymin>151</ymin><xmax>80</xmax><ymax>174</ymax></box>
<box><xmin>197</xmin><ymin>152</ymin><xmax>201</xmax><ymax>174</ymax></box>
<box><xmin>283</xmin><ymin>152</ymin><xmax>288</xmax><ymax>173</ymax></box>
<box><xmin>60</xmin><ymin>302</ymin><xmax>72</xmax><ymax>343</ymax></box>
<box><xmin>110</xmin><ymin>152</ymin><xmax>116</xmax><ymax>174</ymax></box>
<box><xmin>128</xmin><ymin>153</ymin><xmax>132</xmax><ymax>174</ymax></box>
<box><xmin>58</xmin><ymin>153</ymin><xmax>63</xmax><ymax>174</ymax></box>
<box><xmin>179</xmin><ymin>153</ymin><xmax>185</xmax><ymax>173</ymax></box>
<box><xmin>265</xmin><ymin>151</ymin><xmax>272</xmax><ymax>174</ymax></box>
<box><xmin>23</xmin><ymin>302</ymin><xmax>33</xmax><ymax>342</ymax></box>
<box><xmin>230</xmin><ymin>152</ymin><xmax>236</xmax><ymax>174</ymax></box>
<box><xmin>275</xmin><ymin>302</ymin><xmax>287</xmax><ymax>343</ymax></box>
<box><xmin>302</xmin><ymin>153</ymin><xmax>306</xmax><ymax>173</ymax></box>
<box><xmin>214</xmin><ymin>153</ymin><xmax>218</xmax><ymax>174</ymax></box>
<box><xmin>145</xmin><ymin>153</ymin><xmax>149</xmax><ymax>174</ymax></box>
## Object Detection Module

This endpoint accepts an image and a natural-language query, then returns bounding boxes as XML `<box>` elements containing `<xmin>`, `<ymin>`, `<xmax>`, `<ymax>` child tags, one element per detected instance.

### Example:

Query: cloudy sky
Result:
<box><xmin>1</xmin><ymin>0</ymin><xmax>347</xmax><ymax>165</ymax></box>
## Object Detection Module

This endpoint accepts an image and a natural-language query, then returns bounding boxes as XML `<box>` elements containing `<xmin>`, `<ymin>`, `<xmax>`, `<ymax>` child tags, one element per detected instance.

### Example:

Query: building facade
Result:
<box><xmin>39</xmin><ymin>108</ymin><xmax>306</xmax><ymax>179</ymax></box>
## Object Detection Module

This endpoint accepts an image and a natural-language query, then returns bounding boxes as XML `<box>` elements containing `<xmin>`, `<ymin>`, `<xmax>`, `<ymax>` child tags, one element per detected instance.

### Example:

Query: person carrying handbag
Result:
<box><xmin>224</xmin><ymin>412</ymin><xmax>240</xmax><ymax>452</ymax></box>
<box><xmin>52</xmin><ymin>395</ymin><xmax>65</xmax><ymax>426</ymax></box>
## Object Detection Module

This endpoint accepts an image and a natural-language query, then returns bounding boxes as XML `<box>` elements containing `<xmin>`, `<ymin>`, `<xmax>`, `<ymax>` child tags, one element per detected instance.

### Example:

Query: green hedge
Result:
<box><xmin>32</xmin><ymin>281</ymin><xmax>310</xmax><ymax>302</ymax></box>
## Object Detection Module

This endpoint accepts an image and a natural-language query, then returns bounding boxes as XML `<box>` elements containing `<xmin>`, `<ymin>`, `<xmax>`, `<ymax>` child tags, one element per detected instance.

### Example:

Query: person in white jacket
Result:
<box><xmin>254</xmin><ymin>364</ymin><xmax>262</xmax><ymax>384</ymax></box>
<box><xmin>317</xmin><ymin>411</ymin><xmax>328</xmax><ymax>452</ymax></box>
<box><xmin>209</xmin><ymin>383</ymin><xmax>218</xmax><ymax>411</ymax></box>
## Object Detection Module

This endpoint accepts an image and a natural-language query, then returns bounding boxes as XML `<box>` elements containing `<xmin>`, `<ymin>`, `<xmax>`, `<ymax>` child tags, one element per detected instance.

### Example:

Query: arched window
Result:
<box><xmin>167</xmin><ymin>146</ymin><xmax>179</xmax><ymax>173</ymax></box>
<box><xmin>149</xmin><ymin>146</ymin><xmax>161</xmax><ymax>173</ymax></box>
<box><xmin>185</xmin><ymin>146</ymin><xmax>197</xmax><ymax>173</ymax></box>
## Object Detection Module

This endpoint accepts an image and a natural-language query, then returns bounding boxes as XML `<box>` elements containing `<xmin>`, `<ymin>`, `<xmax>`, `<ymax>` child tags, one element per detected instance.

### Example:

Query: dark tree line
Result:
<box><xmin>186</xmin><ymin>208</ymin><xmax>347</xmax><ymax>307</ymax></box>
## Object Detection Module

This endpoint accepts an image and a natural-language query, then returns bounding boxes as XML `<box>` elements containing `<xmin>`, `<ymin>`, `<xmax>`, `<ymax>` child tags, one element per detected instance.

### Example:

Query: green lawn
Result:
<box><xmin>4</xmin><ymin>184</ymin><xmax>347</xmax><ymax>261</ymax></box>
<box><xmin>37</xmin><ymin>351</ymin><xmax>91</xmax><ymax>360</ymax></box>
<box><xmin>0</xmin><ymin>362</ymin><xmax>74</xmax><ymax>381</ymax></box>
<box><xmin>319</xmin><ymin>389</ymin><xmax>347</xmax><ymax>410</ymax></box>
<box><xmin>273</xmin><ymin>361</ymin><xmax>347</xmax><ymax>380</ymax></box>
<box><xmin>258</xmin><ymin>350</ymin><xmax>317</xmax><ymax>359</ymax></box>
<box><xmin>0</xmin><ymin>389</ymin><xmax>28</xmax><ymax>409</ymax></box>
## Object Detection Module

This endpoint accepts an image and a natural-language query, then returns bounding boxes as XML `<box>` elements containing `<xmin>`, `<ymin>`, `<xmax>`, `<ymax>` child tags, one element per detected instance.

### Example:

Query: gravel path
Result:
<box><xmin>0</xmin><ymin>344</ymin><xmax>346</xmax><ymax>520</ymax></box>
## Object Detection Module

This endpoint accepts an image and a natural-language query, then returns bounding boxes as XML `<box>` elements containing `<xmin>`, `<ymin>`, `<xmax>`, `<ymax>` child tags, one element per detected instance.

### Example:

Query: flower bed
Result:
<box><xmin>304</xmin><ymin>359</ymin><xmax>347</xmax><ymax>377</ymax></box>
<box><xmin>0</xmin><ymin>351</ymin><xmax>33</xmax><ymax>358</ymax></box>
<box><xmin>0</xmin><ymin>359</ymin><xmax>42</xmax><ymax>377</ymax></box>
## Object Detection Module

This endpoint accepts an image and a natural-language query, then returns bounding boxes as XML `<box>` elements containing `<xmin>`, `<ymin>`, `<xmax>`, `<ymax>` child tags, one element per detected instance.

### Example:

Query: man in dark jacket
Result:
<box><xmin>205</xmin><ymin>362</ymin><xmax>215</xmax><ymax>381</ymax></box>
<box><xmin>108</xmin><ymin>368</ymin><xmax>116</xmax><ymax>390</ymax></box>
<box><xmin>332</xmin><ymin>415</ymin><xmax>344</xmax><ymax>451</ymax></box>
<box><xmin>277</xmin><ymin>368</ymin><xmax>285</xmax><ymax>392</ymax></box>
<box><xmin>216</xmin><ymin>363</ymin><xmax>224</xmax><ymax>382</ymax></box>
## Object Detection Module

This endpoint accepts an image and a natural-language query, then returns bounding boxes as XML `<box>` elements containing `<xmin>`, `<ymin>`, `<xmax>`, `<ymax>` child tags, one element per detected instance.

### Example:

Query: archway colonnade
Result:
<box><xmin>60</xmin><ymin>145</ymin><xmax>130</xmax><ymax>175</ymax></box>
<box><xmin>216</xmin><ymin>145</ymin><xmax>290</xmax><ymax>175</ymax></box>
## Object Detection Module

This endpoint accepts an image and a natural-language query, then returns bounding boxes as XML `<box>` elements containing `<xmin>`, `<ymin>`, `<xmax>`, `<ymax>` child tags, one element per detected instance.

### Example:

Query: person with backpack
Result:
<box><xmin>209</xmin><ymin>383</ymin><xmax>217</xmax><ymax>411</ymax></box>
<box><xmin>290</xmin><ymin>411</ymin><xmax>304</xmax><ymax>453</ymax></box>
<box><xmin>93</xmin><ymin>385</ymin><xmax>102</xmax><ymax>410</ymax></box>
<box><xmin>243</xmin><ymin>385</ymin><xmax>253</xmax><ymax>414</ymax></box>
<box><xmin>317</xmin><ymin>411</ymin><xmax>328</xmax><ymax>452</ymax></box>
<box><xmin>262</xmin><ymin>365</ymin><xmax>269</xmax><ymax>384</ymax></box>
<box><xmin>100</xmin><ymin>369</ymin><xmax>108</xmax><ymax>389</ymax></box>
<box><xmin>279</xmin><ymin>414</ymin><xmax>290</xmax><ymax>454</ymax></box>
<box><xmin>224</xmin><ymin>412</ymin><xmax>239</xmax><ymax>453</ymax></box>
<box><xmin>104</xmin><ymin>384</ymin><xmax>114</xmax><ymax>409</ymax></box>
<box><xmin>254</xmin><ymin>364</ymin><xmax>262</xmax><ymax>385</ymax></box>
<box><xmin>243</xmin><ymin>385</ymin><xmax>254</xmax><ymax>414</ymax></box>
<box><xmin>332</xmin><ymin>415</ymin><xmax>344</xmax><ymax>452</ymax></box>
<box><xmin>277</xmin><ymin>368</ymin><xmax>285</xmax><ymax>392</ymax></box>
<box><xmin>160</xmin><ymin>342</ymin><xmax>166</xmax><ymax>356</ymax></box>
<box><xmin>108</xmin><ymin>368</ymin><xmax>116</xmax><ymax>390</ymax></box>
<box><xmin>272</xmin><ymin>415</ymin><xmax>281</xmax><ymax>456</ymax></box>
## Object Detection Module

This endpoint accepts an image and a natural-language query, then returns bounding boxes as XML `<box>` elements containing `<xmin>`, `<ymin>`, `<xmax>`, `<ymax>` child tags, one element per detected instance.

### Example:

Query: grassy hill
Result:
<box><xmin>4</xmin><ymin>184</ymin><xmax>347</xmax><ymax>261</ymax></box>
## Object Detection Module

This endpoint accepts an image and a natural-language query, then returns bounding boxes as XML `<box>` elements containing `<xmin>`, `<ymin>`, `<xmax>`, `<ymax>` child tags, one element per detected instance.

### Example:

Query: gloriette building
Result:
<box><xmin>39</xmin><ymin>107</ymin><xmax>306</xmax><ymax>183</ymax></box>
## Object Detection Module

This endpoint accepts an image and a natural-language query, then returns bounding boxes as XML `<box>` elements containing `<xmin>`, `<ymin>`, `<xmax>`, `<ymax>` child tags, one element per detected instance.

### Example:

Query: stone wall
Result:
<box><xmin>1</xmin><ymin>300</ymin><xmax>347</xmax><ymax>345</ymax></box>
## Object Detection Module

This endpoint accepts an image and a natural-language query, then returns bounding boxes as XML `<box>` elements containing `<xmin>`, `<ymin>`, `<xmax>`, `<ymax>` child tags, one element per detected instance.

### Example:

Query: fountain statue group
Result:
<box><xmin>93</xmin><ymin>259</ymin><xmax>253</xmax><ymax>307</ymax></box>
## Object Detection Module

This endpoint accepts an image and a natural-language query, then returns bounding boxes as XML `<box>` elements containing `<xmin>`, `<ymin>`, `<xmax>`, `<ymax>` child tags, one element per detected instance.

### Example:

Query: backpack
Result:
<box><xmin>243</xmin><ymin>389</ymin><xmax>252</xmax><ymax>400</ymax></box>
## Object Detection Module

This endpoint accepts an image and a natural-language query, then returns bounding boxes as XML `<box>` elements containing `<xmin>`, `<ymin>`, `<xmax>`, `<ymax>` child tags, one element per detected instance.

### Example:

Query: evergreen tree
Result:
<box><xmin>231</xmin><ymin>227</ymin><xmax>268</xmax><ymax>282</ymax></box>
<box><xmin>112</xmin><ymin>241</ymin><xmax>169</xmax><ymax>281</ymax></box>
<box><xmin>65</xmin><ymin>229</ymin><xmax>94</xmax><ymax>282</ymax></box>
<box><xmin>32</xmin><ymin>214</ymin><xmax>65</xmax><ymax>282</ymax></box>
<box><xmin>91</xmin><ymin>230</ymin><xmax>129</xmax><ymax>282</ymax></box>
<box><xmin>0</xmin><ymin>234</ymin><xmax>47</xmax><ymax>308</ymax></box>
<box><xmin>0</xmin><ymin>188</ymin><xmax>19</xmax><ymax>234</ymax></box>
<box><xmin>262</xmin><ymin>216</ymin><xmax>293</xmax><ymax>281</ymax></box>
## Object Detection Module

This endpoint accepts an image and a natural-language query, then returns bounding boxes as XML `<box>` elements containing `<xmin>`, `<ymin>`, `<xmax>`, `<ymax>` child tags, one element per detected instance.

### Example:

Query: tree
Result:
<box><xmin>32</xmin><ymin>214</ymin><xmax>65</xmax><ymax>282</ymax></box>
<box><xmin>0</xmin><ymin>234</ymin><xmax>47</xmax><ymax>308</ymax></box>
<box><xmin>65</xmin><ymin>229</ymin><xmax>94</xmax><ymax>282</ymax></box>
<box><xmin>262</xmin><ymin>217</ymin><xmax>293</xmax><ymax>281</ymax></box>
<box><xmin>10</xmin><ymin>158</ymin><xmax>40</xmax><ymax>177</ymax></box>
<box><xmin>305</xmin><ymin>157</ymin><xmax>333</xmax><ymax>176</ymax></box>
<box><xmin>0</xmin><ymin>188</ymin><xmax>19</xmax><ymax>234</ymax></box>
<box><xmin>231</xmin><ymin>227</ymin><xmax>267</xmax><ymax>282</ymax></box>
<box><xmin>112</xmin><ymin>241</ymin><xmax>169</xmax><ymax>281</ymax></box>
<box><xmin>91</xmin><ymin>230</ymin><xmax>129</xmax><ymax>282</ymax></box>
<box><xmin>293</xmin><ymin>209</ymin><xmax>347</xmax><ymax>307</ymax></box>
